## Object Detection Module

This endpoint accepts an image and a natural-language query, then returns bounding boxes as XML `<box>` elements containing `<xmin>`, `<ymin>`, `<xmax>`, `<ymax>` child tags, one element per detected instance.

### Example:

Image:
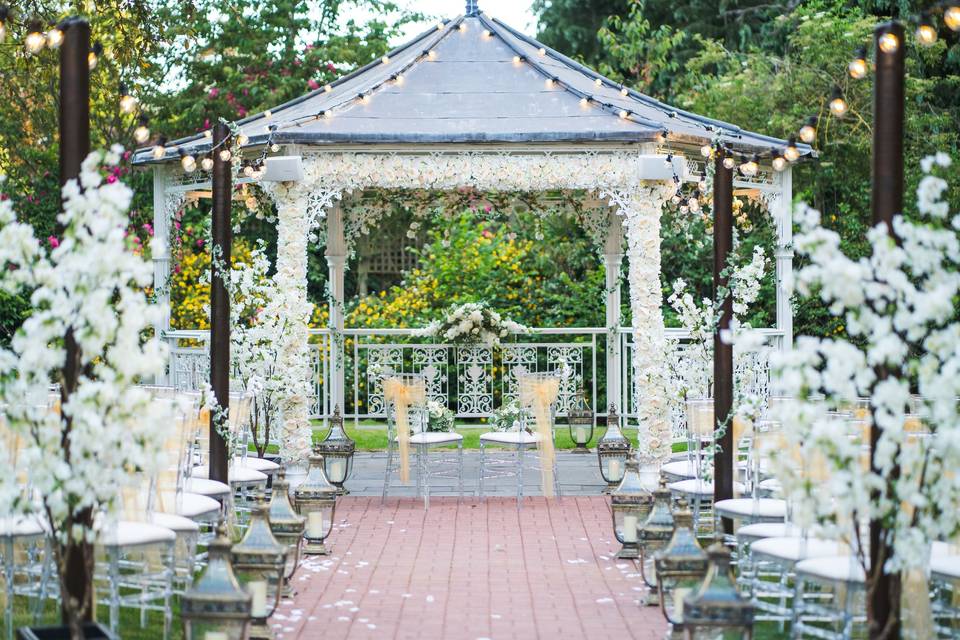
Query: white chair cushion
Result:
<box><xmin>191</xmin><ymin>465</ymin><xmax>268</xmax><ymax>485</ymax></box>
<box><xmin>100</xmin><ymin>521</ymin><xmax>177</xmax><ymax>547</ymax></box>
<box><xmin>668</xmin><ymin>478</ymin><xmax>746</xmax><ymax>497</ymax></box>
<box><xmin>661</xmin><ymin>460</ymin><xmax>697</xmax><ymax>479</ymax></box>
<box><xmin>758</xmin><ymin>478</ymin><xmax>782</xmax><ymax>493</ymax></box>
<box><xmin>751</xmin><ymin>537</ymin><xmax>850</xmax><ymax>563</ymax></box>
<box><xmin>409</xmin><ymin>431</ymin><xmax>464</xmax><ymax>445</ymax></box>
<box><xmin>479</xmin><ymin>430</ymin><xmax>540</xmax><ymax>445</ymax></box>
<box><xmin>234</xmin><ymin>456</ymin><xmax>280</xmax><ymax>472</ymax></box>
<box><xmin>158</xmin><ymin>491</ymin><xmax>221</xmax><ymax>520</ymax></box>
<box><xmin>714</xmin><ymin>498</ymin><xmax>787</xmax><ymax>520</ymax></box>
<box><xmin>736</xmin><ymin>522</ymin><xmax>801</xmax><ymax>543</ymax></box>
<box><xmin>150</xmin><ymin>512</ymin><xmax>200</xmax><ymax>534</ymax></box>
<box><xmin>795</xmin><ymin>555</ymin><xmax>866</xmax><ymax>584</ymax></box>
<box><xmin>184</xmin><ymin>477</ymin><xmax>231</xmax><ymax>498</ymax></box>
<box><xmin>0</xmin><ymin>515</ymin><xmax>45</xmax><ymax>538</ymax></box>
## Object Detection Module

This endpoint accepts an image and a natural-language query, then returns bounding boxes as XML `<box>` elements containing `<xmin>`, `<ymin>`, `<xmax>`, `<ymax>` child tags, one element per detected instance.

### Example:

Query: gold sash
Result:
<box><xmin>384</xmin><ymin>376</ymin><xmax>426</xmax><ymax>484</ymax></box>
<box><xmin>519</xmin><ymin>375</ymin><xmax>560</xmax><ymax>498</ymax></box>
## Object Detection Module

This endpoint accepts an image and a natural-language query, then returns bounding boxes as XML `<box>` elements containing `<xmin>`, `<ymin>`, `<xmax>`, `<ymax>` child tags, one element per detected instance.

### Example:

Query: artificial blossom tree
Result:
<box><xmin>0</xmin><ymin>148</ymin><xmax>171</xmax><ymax>637</ymax></box>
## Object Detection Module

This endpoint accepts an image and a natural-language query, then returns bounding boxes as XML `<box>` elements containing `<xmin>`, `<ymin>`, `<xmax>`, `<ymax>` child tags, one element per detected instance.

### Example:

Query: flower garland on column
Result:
<box><xmin>261</xmin><ymin>180</ymin><xmax>324</xmax><ymax>466</ymax></box>
<box><xmin>604</xmin><ymin>184</ymin><xmax>675</xmax><ymax>465</ymax></box>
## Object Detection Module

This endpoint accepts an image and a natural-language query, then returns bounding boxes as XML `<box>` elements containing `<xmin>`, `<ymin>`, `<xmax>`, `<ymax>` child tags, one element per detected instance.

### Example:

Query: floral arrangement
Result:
<box><xmin>760</xmin><ymin>153</ymin><xmax>960</xmax><ymax>604</ymax></box>
<box><xmin>416</xmin><ymin>301</ymin><xmax>528</xmax><ymax>346</ymax></box>
<box><xmin>0</xmin><ymin>149</ymin><xmax>172</xmax><ymax>635</ymax></box>
<box><xmin>425</xmin><ymin>400</ymin><xmax>455</xmax><ymax>432</ymax></box>
<box><xmin>491</xmin><ymin>400</ymin><xmax>526</xmax><ymax>431</ymax></box>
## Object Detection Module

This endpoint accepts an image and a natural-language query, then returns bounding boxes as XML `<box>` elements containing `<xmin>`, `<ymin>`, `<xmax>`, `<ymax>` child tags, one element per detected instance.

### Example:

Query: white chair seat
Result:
<box><xmin>149</xmin><ymin>512</ymin><xmax>200</xmax><ymax>534</ymax></box>
<box><xmin>751</xmin><ymin>537</ymin><xmax>850</xmax><ymax>563</ymax></box>
<box><xmin>715</xmin><ymin>498</ymin><xmax>787</xmax><ymax>520</ymax></box>
<box><xmin>191</xmin><ymin>465</ymin><xmax>268</xmax><ymax>485</ymax></box>
<box><xmin>661</xmin><ymin>460</ymin><xmax>697</xmax><ymax>479</ymax></box>
<box><xmin>0</xmin><ymin>515</ymin><xmax>45</xmax><ymax>538</ymax></box>
<box><xmin>931</xmin><ymin>555</ymin><xmax>960</xmax><ymax>580</ymax></box>
<box><xmin>233</xmin><ymin>455</ymin><xmax>280</xmax><ymax>473</ymax></box>
<box><xmin>184</xmin><ymin>477</ymin><xmax>231</xmax><ymax>498</ymax></box>
<box><xmin>479</xmin><ymin>430</ymin><xmax>540</xmax><ymax>445</ymax></box>
<box><xmin>409</xmin><ymin>431</ymin><xmax>464</xmax><ymax>445</ymax></box>
<box><xmin>668</xmin><ymin>478</ymin><xmax>746</xmax><ymax>497</ymax></box>
<box><xmin>795</xmin><ymin>555</ymin><xmax>866</xmax><ymax>584</ymax></box>
<box><xmin>758</xmin><ymin>478</ymin><xmax>782</xmax><ymax>494</ymax></box>
<box><xmin>736</xmin><ymin>522</ymin><xmax>801</xmax><ymax>543</ymax></box>
<box><xmin>158</xmin><ymin>491</ymin><xmax>221</xmax><ymax>520</ymax></box>
<box><xmin>100</xmin><ymin>521</ymin><xmax>177</xmax><ymax>548</ymax></box>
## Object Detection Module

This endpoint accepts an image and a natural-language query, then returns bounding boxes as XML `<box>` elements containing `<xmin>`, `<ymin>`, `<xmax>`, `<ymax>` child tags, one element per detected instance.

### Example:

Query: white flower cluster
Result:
<box><xmin>425</xmin><ymin>400</ymin><xmax>455</xmax><ymax>432</ymax></box>
<box><xmin>418</xmin><ymin>302</ymin><xmax>528</xmax><ymax>347</ymax></box>
<box><xmin>769</xmin><ymin>152</ymin><xmax>960</xmax><ymax>572</ymax></box>
<box><xmin>0</xmin><ymin>149</ymin><xmax>171</xmax><ymax>545</ymax></box>
<box><xmin>731</xmin><ymin>245</ymin><xmax>768</xmax><ymax>320</ymax></box>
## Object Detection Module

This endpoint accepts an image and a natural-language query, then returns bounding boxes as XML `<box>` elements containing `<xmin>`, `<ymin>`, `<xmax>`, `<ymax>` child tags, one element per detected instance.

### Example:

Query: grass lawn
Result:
<box><xmin>13</xmin><ymin>596</ymin><xmax>181</xmax><ymax>640</ymax></box>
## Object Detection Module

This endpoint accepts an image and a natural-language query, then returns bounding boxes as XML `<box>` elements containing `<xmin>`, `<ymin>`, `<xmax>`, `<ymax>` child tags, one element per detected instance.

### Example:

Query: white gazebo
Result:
<box><xmin>134</xmin><ymin>2</ymin><xmax>806</xmax><ymax>462</ymax></box>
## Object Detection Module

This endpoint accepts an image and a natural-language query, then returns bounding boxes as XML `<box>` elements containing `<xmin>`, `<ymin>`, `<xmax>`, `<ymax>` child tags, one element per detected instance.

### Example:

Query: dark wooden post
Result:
<box><xmin>868</xmin><ymin>21</ymin><xmax>904</xmax><ymax>640</ymax></box>
<box><xmin>209</xmin><ymin>123</ymin><xmax>232</xmax><ymax>484</ymax></box>
<box><xmin>712</xmin><ymin>148</ymin><xmax>734</xmax><ymax>534</ymax></box>
<box><xmin>58</xmin><ymin>17</ymin><xmax>96</xmax><ymax>625</ymax></box>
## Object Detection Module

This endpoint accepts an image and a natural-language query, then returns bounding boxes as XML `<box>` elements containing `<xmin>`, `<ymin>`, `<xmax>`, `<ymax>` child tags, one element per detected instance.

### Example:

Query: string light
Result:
<box><xmin>829</xmin><ymin>87</ymin><xmax>848</xmax><ymax>118</ymax></box>
<box><xmin>946</xmin><ymin>6</ymin><xmax>960</xmax><ymax>31</ymax></box>
<box><xmin>458</xmin><ymin>22</ymin><xmax>466</xmax><ymax>32</ymax></box>
<box><xmin>243</xmin><ymin>164</ymin><xmax>255</xmax><ymax>178</ymax></box>
<box><xmin>537</xmin><ymin>47</ymin><xmax>546</xmax><ymax>56</ymax></box>
<box><xmin>381</xmin><ymin>55</ymin><xmax>390</xmax><ymax>64</ymax></box>
<box><xmin>618</xmin><ymin>109</ymin><xmax>629</xmax><ymax>119</ymax></box>
<box><xmin>700</xmin><ymin>144</ymin><xmax>712</xmax><ymax>158</ymax></box>
<box><xmin>878</xmin><ymin>30</ymin><xmax>899</xmax><ymax>54</ymax></box>
<box><xmin>201</xmin><ymin>155</ymin><xmax>214</xmax><ymax>171</ymax></box>
<box><xmin>219</xmin><ymin>149</ymin><xmax>232</xmax><ymax>162</ymax></box>
<box><xmin>512</xmin><ymin>55</ymin><xmax>521</xmax><ymax>64</ymax></box>
<box><xmin>772</xmin><ymin>153</ymin><xmax>787</xmax><ymax>172</ymax></box>
<box><xmin>152</xmin><ymin>137</ymin><xmax>167</xmax><ymax>160</ymax></box>
<box><xmin>545</xmin><ymin>77</ymin><xmax>555</xmax><ymax>88</ymax></box>
<box><xmin>579</xmin><ymin>97</ymin><xmax>589</xmax><ymax>107</ymax></box>
<box><xmin>133</xmin><ymin>116</ymin><xmax>150</xmax><ymax>144</ymax></box>
<box><xmin>264</xmin><ymin>109</ymin><xmax>272</xmax><ymax>118</ymax></box>
<box><xmin>436</xmin><ymin>22</ymin><xmax>444</xmax><ymax>31</ymax></box>
<box><xmin>722</xmin><ymin>156</ymin><xmax>736</xmax><ymax>170</ymax></box>
<box><xmin>740</xmin><ymin>155</ymin><xmax>759</xmax><ymax>177</ymax></box>
<box><xmin>594</xmin><ymin>78</ymin><xmax>602</xmax><ymax>87</ymax></box>
<box><xmin>784</xmin><ymin>136</ymin><xmax>800</xmax><ymax>162</ymax></box>
<box><xmin>0</xmin><ymin>6</ymin><xmax>8</xmax><ymax>43</ymax></box>
<box><xmin>270</xmin><ymin>143</ymin><xmax>280</xmax><ymax>152</ymax></box>
<box><xmin>799</xmin><ymin>116</ymin><xmax>817</xmax><ymax>144</ymax></box>
<box><xmin>848</xmin><ymin>46</ymin><xmax>868</xmax><ymax>79</ymax></box>
<box><xmin>179</xmin><ymin>149</ymin><xmax>196</xmax><ymax>173</ymax></box>
<box><xmin>46</xmin><ymin>25</ymin><xmax>64</xmax><ymax>49</ymax></box>
<box><xmin>324</xmin><ymin>84</ymin><xmax>332</xmax><ymax>92</ymax></box>
<box><xmin>203</xmin><ymin>130</ymin><xmax>213</xmax><ymax>139</ymax></box>
<box><xmin>25</xmin><ymin>21</ymin><xmax>46</xmax><ymax>55</ymax></box>
<box><xmin>88</xmin><ymin>42</ymin><xmax>103</xmax><ymax>70</ymax></box>
<box><xmin>119</xmin><ymin>83</ymin><xmax>138</xmax><ymax>114</ymax></box>
<box><xmin>620</xmin><ymin>86</ymin><xmax>628</xmax><ymax>96</ymax></box>
<box><xmin>482</xmin><ymin>29</ymin><xmax>491</xmax><ymax>38</ymax></box>
<box><xmin>428</xmin><ymin>50</ymin><xmax>437</xmax><ymax>60</ymax></box>
<box><xmin>916</xmin><ymin>14</ymin><xmax>937</xmax><ymax>46</ymax></box>
<box><xmin>237</xmin><ymin>133</ymin><xmax>249</xmax><ymax>146</ymax></box>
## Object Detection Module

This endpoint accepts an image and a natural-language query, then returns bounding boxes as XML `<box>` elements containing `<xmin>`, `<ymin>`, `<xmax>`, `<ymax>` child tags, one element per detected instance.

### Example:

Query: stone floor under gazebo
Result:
<box><xmin>275</xmin><ymin>495</ymin><xmax>667</xmax><ymax>640</ymax></box>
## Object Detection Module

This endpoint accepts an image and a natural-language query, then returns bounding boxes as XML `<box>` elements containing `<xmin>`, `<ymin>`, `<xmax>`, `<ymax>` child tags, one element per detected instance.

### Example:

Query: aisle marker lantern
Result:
<box><xmin>267</xmin><ymin>468</ymin><xmax>306</xmax><ymax>597</ymax></box>
<box><xmin>681</xmin><ymin>543</ymin><xmax>753</xmax><ymax>640</ymax></box>
<box><xmin>231</xmin><ymin>498</ymin><xmax>286</xmax><ymax>640</ymax></box>
<box><xmin>293</xmin><ymin>453</ymin><xmax>338</xmax><ymax>555</ymax></box>
<box><xmin>315</xmin><ymin>405</ymin><xmax>355</xmax><ymax>494</ymax></box>
<box><xmin>655</xmin><ymin>499</ymin><xmax>708</xmax><ymax>636</ymax></box>
<box><xmin>638</xmin><ymin>479</ymin><xmax>675</xmax><ymax>604</ymax></box>
<box><xmin>566</xmin><ymin>389</ymin><xmax>594</xmax><ymax>454</ymax></box>
<box><xmin>610</xmin><ymin>457</ymin><xmax>654</xmax><ymax>559</ymax></box>
<box><xmin>181</xmin><ymin>523</ymin><xmax>252</xmax><ymax>640</ymax></box>
<box><xmin>597</xmin><ymin>405</ymin><xmax>631</xmax><ymax>492</ymax></box>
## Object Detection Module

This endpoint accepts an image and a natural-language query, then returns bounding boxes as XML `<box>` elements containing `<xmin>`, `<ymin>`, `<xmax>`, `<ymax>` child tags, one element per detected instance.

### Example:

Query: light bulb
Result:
<box><xmin>120</xmin><ymin>93</ymin><xmax>137</xmax><ymax>114</ymax></box>
<box><xmin>545</xmin><ymin>77</ymin><xmax>555</xmax><ymax>88</ymax></box>
<box><xmin>799</xmin><ymin>117</ymin><xmax>817</xmax><ymax>144</ymax></box>
<box><xmin>848</xmin><ymin>48</ymin><xmax>868</xmax><ymax>79</ymax></box>
<box><xmin>458</xmin><ymin>22</ymin><xmax>466</xmax><ymax>32</ymax></box>
<box><xmin>394</xmin><ymin>73</ymin><xmax>404</xmax><ymax>84</ymax></box>
<box><xmin>152</xmin><ymin>144</ymin><xmax>166</xmax><ymax>160</ymax></box>
<box><xmin>722</xmin><ymin>156</ymin><xmax>736</xmax><ymax>170</ymax></box>
<box><xmin>946</xmin><ymin>7</ymin><xmax>960</xmax><ymax>31</ymax></box>
<box><xmin>180</xmin><ymin>154</ymin><xmax>196</xmax><ymax>172</ymax></box>
<box><xmin>25</xmin><ymin>23</ymin><xmax>45</xmax><ymax>54</ymax></box>
<box><xmin>740</xmin><ymin>157</ymin><xmax>759</xmax><ymax>177</ymax></box>
<box><xmin>201</xmin><ymin>157</ymin><xmax>214</xmax><ymax>171</ymax></box>
<box><xmin>203</xmin><ymin>130</ymin><xmax>213</xmax><ymax>139</ymax></box>
<box><xmin>916</xmin><ymin>22</ymin><xmax>937</xmax><ymax>47</ymax></box>
<box><xmin>830</xmin><ymin>94</ymin><xmax>848</xmax><ymax>118</ymax></box>
<box><xmin>243</xmin><ymin>165</ymin><xmax>254</xmax><ymax>177</ymax></box>
<box><xmin>579</xmin><ymin>97</ymin><xmax>589</xmax><ymax>107</ymax></box>
<box><xmin>772</xmin><ymin>156</ymin><xmax>787</xmax><ymax>172</ymax></box>
<box><xmin>594</xmin><ymin>78</ymin><xmax>602</xmax><ymax>87</ymax></box>
<box><xmin>133</xmin><ymin>118</ymin><xmax>150</xmax><ymax>144</ymax></box>
<box><xmin>89</xmin><ymin>42</ymin><xmax>102</xmax><ymax>69</ymax></box>
<box><xmin>324</xmin><ymin>84</ymin><xmax>332</xmax><ymax>92</ymax></box>
<box><xmin>700</xmin><ymin>144</ymin><xmax>712</xmax><ymax>158</ymax></box>
<box><xmin>270</xmin><ymin>143</ymin><xmax>280</xmax><ymax>152</ymax></box>
<box><xmin>482</xmin><ymin>29</ymin><xmax>491</xmax><ymax>38</ymax></box>
<box><xmin>878</xmin><ymin>32</ymin><xmax>899</xmax><ymax>54</ymax></box>
<box><xmin>784</xmin><ymin>137</ymin><xmax>800</xmax><ymax>162</ymax></box>
<box><xmin>219</xmin><ymin>149</ymin><xmax>231</xmax><ymax>162</ymax></box>
<box><xmin>264</xmin><ymin>110</ymin><xmax>272</xmax><ymax>118</ymax></box>
<box><xmin>619</xmin><ymin>109</ymin><xmax>628</xmax><ymax>119</ymax></box>
<box><xmin>537</xmin><ymin>47</ymin><xmax>546</xmax><ymax>56</ymax></box>
<box><xmin>436</xmin><ymin>22</ymin><xmax>444</xmax><ymax>30</ymax></box>
<box><xmin>237</xmin><ymin>133</ymin><xmax>249</xmax><ymax>146</ymax></box>
<box><xmin>46</xmin><ymin>27</ymin><xmax>63</xmax><ymax>49</ymax></box>
<box><xmin>620</xmin><ymin>86</ymin><xmax>628</xmax><ymax>96</ymax></box>
<box><xmin>381</xmin><ymin>55</ymin><xmax>390</xmax><ymax>64</ymax></box>
<box><xmin>428</xmin><ymin>50</ymin><xmax>436</xmax><ymax>59</ymax></box>
<box><xmin>513</xmin><ymin>55</ymin><xmax>521</xmax><ymax>64</ymax></box>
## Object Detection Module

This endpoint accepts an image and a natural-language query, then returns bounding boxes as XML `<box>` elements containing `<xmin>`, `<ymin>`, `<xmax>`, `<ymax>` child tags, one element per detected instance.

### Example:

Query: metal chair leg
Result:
<box><xmin>516</xmin><ymin>443</ymin><xmax>524</xmax><ymax>507</ymax></box>
<box><xmin>478</xmin><ymin>442</ymin><xmax>486</xmax><ymax>500</ymax></box>
<box><xmin>420</xmin><ymin>443</ymin><xmax>429</xmax><ymax>511</ymax></box>
<box><xmin>382</xmin><ymin>440</ymin><xmax>394</xmax><ymax>503</ymax></box>
<box><xmin>457</xmin><ymin>442</ymin><xmax>464</xmax><ymax>498</ymax></box>
<box><xmin>4</xmin><ymin>538</ymin><xmax>13</xmax><ymax>640</ymax></box>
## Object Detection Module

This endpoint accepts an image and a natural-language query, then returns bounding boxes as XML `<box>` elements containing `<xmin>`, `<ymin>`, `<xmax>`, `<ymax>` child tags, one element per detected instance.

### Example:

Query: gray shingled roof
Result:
<box><xmin>134</xmin><ymin>8</ymin><xmax>809</xmax><ymax>164</ymax></box>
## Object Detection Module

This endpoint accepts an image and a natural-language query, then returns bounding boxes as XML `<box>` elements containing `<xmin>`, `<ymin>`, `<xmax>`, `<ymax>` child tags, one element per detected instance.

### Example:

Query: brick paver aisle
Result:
<box><xmin>274</xmin><ymin>497</ymin><xmax>668</xmax><ymax>640</ymax></box>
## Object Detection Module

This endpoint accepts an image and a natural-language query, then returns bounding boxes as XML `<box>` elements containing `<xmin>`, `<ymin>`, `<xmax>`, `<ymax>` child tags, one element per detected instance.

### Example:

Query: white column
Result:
<box><xmin>774</xmin><ymin>168</ymin><xmax>794</xmax><ymax>349</ymax></box>
<box><xmin>325</xmin><ymin>201</ymin><xmax>347</xmax><ymax>415</ymax></box>
<box><xmin>152</xmin><ymin>166</ymin><xmax>171</xmax><ymax>383</ymax></box>
<box><xmin>602</xmin><ymin>210</ymin><xmax>623</xmax><ymax>411</ymax></box>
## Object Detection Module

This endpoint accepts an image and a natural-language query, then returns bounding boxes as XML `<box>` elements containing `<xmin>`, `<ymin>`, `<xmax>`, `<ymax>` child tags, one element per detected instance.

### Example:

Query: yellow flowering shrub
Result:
<box><xmin>170</xmin><ymin>240</ymin><xmax>255</xmax><ymax>329</ymax></box>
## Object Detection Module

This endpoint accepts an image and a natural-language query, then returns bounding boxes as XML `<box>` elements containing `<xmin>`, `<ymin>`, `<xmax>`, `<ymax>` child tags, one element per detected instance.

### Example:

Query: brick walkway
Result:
<box><xmin>273</xmin><ymin>496</ymin><xmax>667</xmax><ymax>640</ymax></box>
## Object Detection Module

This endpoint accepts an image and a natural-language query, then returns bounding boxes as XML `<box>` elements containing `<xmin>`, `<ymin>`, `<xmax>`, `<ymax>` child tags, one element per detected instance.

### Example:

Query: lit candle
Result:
<box><xmin>608</xmin><ymin>459</ymin><xmax>621</xmax><ymax>480</ymax></box>
<box><xmin>329</xmin><ymin>459</ymin><xmax>346</xmax><ymax>483</ymax></box>
<box><xmin>204</xmin><ymin>633</ymin><xmax>228</xmax><ymax>640</ymax></box>
<box><xmin>673</xmin><ymin>587</ymin><xmax>691</xmax><ymax>623</ymax></box>
<box><xmin>307</xmin><ymin>511</ymin><xmax>324</xmax><ymax>539</ymax></box>
<box><xmin>575</xmin><ymin>426</ymin><xmax>587</xmax><ymax>444</ymax></box>
<box><xmin>249</xmin><ymin>580</ymin><xmax>267</xmax><ymax>617</ymax></box>
<box><xmin>622</xmin><ymin>515</ymin><xmax>638</xmax><ymax>543</ymax></box>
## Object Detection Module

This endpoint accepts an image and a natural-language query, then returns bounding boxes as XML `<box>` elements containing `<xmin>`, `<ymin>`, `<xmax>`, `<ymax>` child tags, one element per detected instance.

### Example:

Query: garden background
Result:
<box><xmin>2</xmin><ymin>0</ymin><xmax>958</xmax><ymax>343</ymax></box>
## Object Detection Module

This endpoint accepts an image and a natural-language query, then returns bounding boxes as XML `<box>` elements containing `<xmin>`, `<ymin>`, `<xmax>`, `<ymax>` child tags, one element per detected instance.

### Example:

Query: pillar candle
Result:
<box><xmin>329</xmin><ymin>458</ymin><xmax>346</xmax><ymax>482</ymax></box>
<box><xmin>249</xmin><ymin>580</ymin><xmax>267</xmax><ymax>617</ymax></box>
<box><xmin>673</xmin><ymin>587</ymin><xmax>691</xmax><ymax>623</ymax></box>
<box><xmin>575</xmin><ymin>426</ymin><xmax>587</xmax><ymax>443</ymax></box>
<box><xmin>307</xmin><ymin>511</ymin><xmax>324</xmax><ymax>539</ymax></box>
<box><xmin>204</xmin><ymin>633</ymin><xmax>228</xmax><ymax>640</ymax></box>
<box><xmin>608</xmin><ymin>459</ymin><xmax>621</xmax><ymax>480</ymax></box>
<box><xmin>622</xmin><ymin>515</ymin><xmax>638</xmax><ymax>543</ymax></box>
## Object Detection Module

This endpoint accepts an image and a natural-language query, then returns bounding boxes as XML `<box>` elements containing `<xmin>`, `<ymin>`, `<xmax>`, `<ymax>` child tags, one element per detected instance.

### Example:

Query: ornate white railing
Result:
<box><xmin>161</xmin><ymin>325</ymin><xmax>783</xmax><ymax>440</ymax></box>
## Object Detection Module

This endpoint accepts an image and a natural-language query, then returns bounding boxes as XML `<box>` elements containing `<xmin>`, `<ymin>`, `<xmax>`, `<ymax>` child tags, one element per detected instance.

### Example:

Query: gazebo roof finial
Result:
<box><xmin>465</xmin><ymin>0</ymin><xmax>479</xmax><ymax>16</ymax></box>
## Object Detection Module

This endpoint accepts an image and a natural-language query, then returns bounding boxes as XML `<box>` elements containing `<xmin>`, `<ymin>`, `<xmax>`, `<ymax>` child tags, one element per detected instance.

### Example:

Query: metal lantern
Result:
<box><xmin>682</xmin><ymin>543</ymin><xmax>754</xmax><ymax>640</ymax></box>
<box><xmin>231</xmin><ymin>499</ymin><xmax>287</xmax><ymax>640</ymax></box>
<box><xmin>610</xmin><ymin>458</ymin><xmax>653</xmax><ymax>559</ymax></box>
<box><xmin>639</xmin><ymin>478</ymin><xmax>675</xmax><ymax>604</ymax></box>
<box><xmin>655</xmin><ymin>499</ymin><xmax>709</xmax><ymax>635</ymax></box>
<box><xmin>597</xmin><ymin>404</ymin><xmax>631</xmax><ymax>492</ymax></box>
<box><xmin>567</xmin><ymin>389</ymin><xmax>594</xmax><ymax>453</ymax></box>
<box><xmin>315</xmin><ymin>405</ymin><xmax>355</xmax><ymax>494</ymax></box>
<box><xmin>267</xmin><ymin>468</ymin><xmax>306</xmax><ymax>597</ymax></box>
<box><xmin>293</xmin><ymin>453</ymin><xmax>338</xmax><ymax>555</ymax></box>
<box><xmin>181</xmin><ymin>522</ymin><xmax>252</xmax><ymax>640</ymax></box>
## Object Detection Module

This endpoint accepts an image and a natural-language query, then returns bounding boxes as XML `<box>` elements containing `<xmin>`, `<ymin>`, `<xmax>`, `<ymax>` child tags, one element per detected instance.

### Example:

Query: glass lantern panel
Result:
<box><xmin>612</xmin><ymin>507</ymin><xmax>640</xmax><ymax>544</ymax></box>
<box><xmin>605</xmin><ymin>454</ymin><xmax>627</xmax><ymax>483</ymax></box>
<box><xmin>325</xmin><ymin>456</ymin><xmax>348</xmax><ymax>484</ymax></box>
<box><xmin>184</xmin><ymin>620</ymin><xmax>247</xmax><ymax>640</ymax></box>
<box><xmin>235</xmin><ymin>568</ymin><xmax>281</xmax><ymax>619</ymax></box>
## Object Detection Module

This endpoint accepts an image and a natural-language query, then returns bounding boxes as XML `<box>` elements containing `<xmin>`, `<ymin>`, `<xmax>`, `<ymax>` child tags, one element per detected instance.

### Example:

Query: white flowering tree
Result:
<box><xmin>0</xmin><ymin>149</ymin><xmax>171</xmax><ymax>635</ymax></box>
<box><xmin>767</xmin><ymin>153</ymin><xmax>960</xmax><ymax>633</ymax></box>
